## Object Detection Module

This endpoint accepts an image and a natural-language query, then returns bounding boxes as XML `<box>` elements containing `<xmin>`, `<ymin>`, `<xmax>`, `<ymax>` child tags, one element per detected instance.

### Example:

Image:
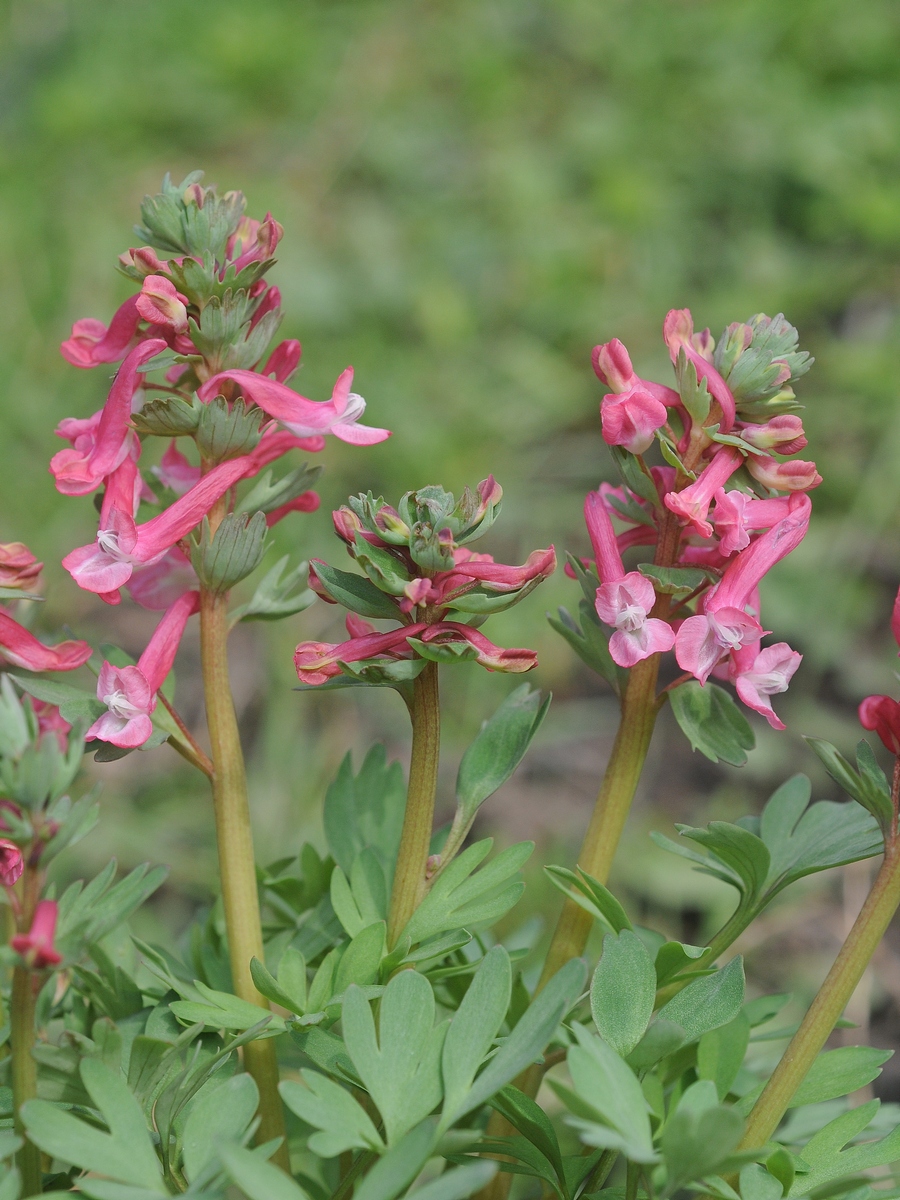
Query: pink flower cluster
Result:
<box><xmin>584</xmin><ymin>309</ymin><xmax>820</xmax><ymax>729</ymax></box>
<box><xmin>0</xmin><ymin>543</ymin><xmax>91</xmax><ymax>675</ymax></box>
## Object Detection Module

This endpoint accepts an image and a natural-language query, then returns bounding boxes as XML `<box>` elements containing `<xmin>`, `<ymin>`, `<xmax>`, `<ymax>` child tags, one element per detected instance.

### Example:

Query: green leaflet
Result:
<box><xmin>657</xmin><ymin>957</ymin><xmax>745</xmax><ymax>1045</ymax></box>
<box><xmin>669</xmin><ymin>680</ymin><xmax>756</xmax><ymax>767</ymax></box>
<box><xmin>787</xmin><ymin>1101</ymin><xmax>900</xmax><ymax>1196</ymax></box>
<box><xmin>323</xmin><ymin>746</ymin><xmax>406</xmax><ymax>878</ymax></box>
<box><xmin>280</xmin><ymin>1071</ymin><xmax>385</xmax><ymax>1157</ymax></box>
<box><xmin>180</xmin><ymin>1072</ymin><xmax>259</xmax><ymax>1181</ymax></box>
<box><xmin>219</xmin><ymin>1144</ymin><xmax>310</xmax><ymax>1200</ymax></box>
<box><xmin>590</xmin><ymin>930</ymin><xmax>656</xmax><ymax>1057</ymax></box>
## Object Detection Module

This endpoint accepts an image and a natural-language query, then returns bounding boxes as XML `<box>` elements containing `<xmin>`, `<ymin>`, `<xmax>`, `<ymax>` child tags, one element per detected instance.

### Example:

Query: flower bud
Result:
<box><xmin>11</xmin><ymin>900</ymin><xmax>62</xmax><ymax>969</ymax></box>
<box><xmin>738</xmin><ymin>415</ymin><xmax>807</xmax><ymax>455</ymax></box>
<box><xmin>0</xmin><ymin>543</ymin><xmax>42</xmax><ymax>592</ymax></box>
<box><xmin>191</xmin><ymin>511</ymin><xmax>267</xmax><ymax>593</ymax></box>
<box><xmin>0</xmin><ymin>839</ymin><xmax>23</xmax><ymax>887</ymax></box>
<box><xmin>136</xmin><ymin>276</ymin><xmax>189</xmax><ymax>334</ymax></box>
<box><xmin>859</xmin><ymin>694</ymin><xmax>900</xmax><ymax>755</ymax></box>
<box><xmin>746</xmin><ymin>454</ymin><xmax>822</xmax><ymax>492</ymax></box>
<box><xmin>591</xmin><ymin>339</ymin><xmax>635</xmax><ymax>391</ymax></box>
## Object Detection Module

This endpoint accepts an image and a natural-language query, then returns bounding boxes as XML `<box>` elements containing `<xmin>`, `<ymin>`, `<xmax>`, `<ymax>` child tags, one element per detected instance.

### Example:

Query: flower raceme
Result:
<box><xmin>296</xmin><ymin>481</ymin><xmax>553</xmax><ymax>688</ymax></box>
<box><xmin>576</xmin><ymin>310</ymin><xmax>817</xmax><ymax>728</ymax></box>
<box><xmin>87</xmin><ymin>590</ymin><xmax>200</xmax><ymax>748</ymax></box>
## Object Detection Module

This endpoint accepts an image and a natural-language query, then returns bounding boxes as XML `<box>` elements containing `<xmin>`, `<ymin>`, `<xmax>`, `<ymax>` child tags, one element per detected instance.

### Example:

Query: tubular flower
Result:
<box><xmin>136</xmin><ymin>276</ymin><xmax>189</xmax><ymax>333</ymax></box>
<box><xmin>730</xmin><ymin>642</ymin><xmax>802</xmax><ymax>731</ymax></box>
<box><xmin>737</xmin><ymin>415</ymin><xmax>807</xmax><ymax>455</ymax></box>
<box><xmin>152</xmin><ymin>440</ymin><xmax>202</xmax><ymax>495</ymax></box>
<box><xmin>745</xmin><ymin>454</ymin><xmax>822</xmax><ymax>492</ymax></box>
<box><xmin>0</xmin><ymin>610</ymin><xmax>92</xmax><ymax>672</ymax></box>
<box><xmin>601</xmin><ymin>388</ymin><xmax>669</xmax><ymax>455</ymax></box>
<box><xmin>63</xmin><ymin>454</ymin><xmax>256</xmax><ymax>600</ymax></box>
<box><xmin>60</xmin><ymin>295</ymin><xmax>142</xmax><ymax>368</ymax></box>
<box><xmin>197</xmin><ymin>366</ymin><xmax>391</xmax><ymax>446</ymax></box>
<box><xmin>712</xmin><ymin>491</ymin><xmax>792</xmax><ymax>557</ymax></box>
<box><xmin>664</xmin><ymin>446</ymin><xmax>743</xmax><ymax>538</ymax></box>
<box><xmin>11</xmin><ymin>900</ymin><xmax>62</xmax><ymax>969</ymax></box>
<box><xmin>592</xmin><ymin>338</ymin><xmax>680</xmax><ymax>407</ymax></box>
<box><xmin>663</xmin><ymin>308</ymin><xmax>737</xmax><ymax>432</ymax></box>
<box><xmin>0</xmin><ymin>839</ymin><xmax>23</xmax><ymax>887</ymax></box>
<box><xmin>50</xmin><ymin>339</ymin><xmax>167</xmax><ymax>496</ymax></box>
<box><xmin>859</xmin><ymin>695</ymin><xmax>900</xmax><ymax>756</ymax></box>
<box><xmin>86</xmin><ymin>589</ymin><xmax>200</xmax><ymax>748</ymax></box>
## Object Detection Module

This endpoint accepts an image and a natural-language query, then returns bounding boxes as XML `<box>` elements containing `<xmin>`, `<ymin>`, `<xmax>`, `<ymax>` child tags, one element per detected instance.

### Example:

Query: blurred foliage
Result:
<box><xmin>3</xmin><ymin>0</ymin><xmax>900</xmax><ymax>999</ymax></box>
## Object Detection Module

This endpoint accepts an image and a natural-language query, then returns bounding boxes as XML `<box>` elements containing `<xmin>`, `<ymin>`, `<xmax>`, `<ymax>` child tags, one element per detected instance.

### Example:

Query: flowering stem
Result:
<box><xmin>387</xmin><ymin>661</ymin><xmax>441</xmax><ymax>948</ymax></box>
<box><xmin>156</xmin><ymin>691</ymin><xmax>215</xmax><ymax>779</ymax></box>
<box><xmin>199</xmin><ymin>560</ymin><xmax>289</xmax><ymax>1169</ymax></box>
<box><xmin>11</xmin><ymin>865</ymin><xmax>42</xmax><ymax>1196</ymax></box>
<box><xmin>740</xmin><ymin>817</ymin><xmax>900</xmax><ymax>1149</ymax></box>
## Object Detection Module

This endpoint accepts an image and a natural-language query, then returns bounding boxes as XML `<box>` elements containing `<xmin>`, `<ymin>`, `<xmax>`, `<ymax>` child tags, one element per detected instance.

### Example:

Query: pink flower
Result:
<box><xmin>33</xmin><ymin>701</ymin><xmax>72</xmax><ymax>751</ymax></box>
<box><xmin>0</xmin><ymin>543</ymin><xmax>42</xmax><ymax>592</ymax></box>
<box><xmin>417</xmin><ymin>623</ymin><xmax>539</xmax><ymax>673</ymax></box>
<box><xmin>675</xmin><ymin>606</ymin><xmax>764</xmax><ymax>685</ymax></box>
<box><xmin>127</xmin><ymin>547</ymin><xmax>197</xmax><ymax>611</ymax></box>
<box><xmin>136</xmin><ymin>276</ymin><xmax>189</xmax><ymax>334</ymax></box>
<box><xmin>664</xmin><ymin>446</ymin><xmax>743</xmax><ymax>537</ymax></box>
<box><xmin>738</xmin><ymin>416</ymin><xmax>807</xmax><ymax>455</ymax></box>
<box><xmin>60</xmin><ymin>295</ymin><xmax>143</xmax><ymax>368</ymax></box>
<box><xmin>731</xmin><ymin>642</ymin><xmax>802</xmax><ymax>730</ymax></box>
<box><xmin>86</xmin><ymin>590</ymin><xmax>199</xmax><ymax>748</ymax></box>
<box><xmin>448</xmin><ymin>546</ymin><xmax>556</xmax><ymax>593</ymax></box>
<box><xmin>197</xmin><ymin>366</ymin><xmax>390</xmax><ymax>446</ymax></box>
<box><xmin>152</xmin><ymin>440</ymin><xmax>202</xmax><ymax>495</ymax></box>
<box><xmin>591</xmin><ymin>338</ymin><xmax>680</xmax><ymax>407</ymax></box>
<box><xmin>265</xmin><ymin>492</ymin><xmax>320</xmax><ymax>526</ymax></box>
<box><xmin>859</xmin><ymin>695</ymin><xmax>900</xmax><ymax>755</ymax></box>
<box><xmin>227</xmin><ymin>213</ymin><xmax>284</xmax><ymax>273</ymax></box>
<box><xmin>745</xmin><ymin>454</ymin><xmax>822</xmax><ymax>492</ymax></box>
<box><xmin>63</xmin><ymin>454</ymin><xmax>255</xmax><ymax>600</ymax></box>
<box><xmin>50</xmin><ymin>339</ymin><xmax>167</xmax><ymax>496</ymax></box>
<box><xmin>601</xmin><ymin>386</ymin><xmax>669</xmax><ymax>455</ymax></box>
<box><xmin>0</xmin><ymin>609</ymin><xmax>92</xmax><ymax>672</ymax></box>
<box><xmin>712</xmin><ymin>491</ymin><xmax>792</xmax><ymax>556</ymax></box>
<box><xmin>263</xmin><ymin>339</ymin><xmax>302</xmax><ymax>383</ymax></box>
<box><xmin>584</xmin><ymin>491</ymin><xmax>674</xmax><ymax>667</ymax></box>
<box><xmin>0</xmin><ymin>839</ymin><xmax>23</xmax><ymax>887</ymax></box>
<box><xmin>663</xmin><ymin>309</ymin><xmax>737</xmax><ymax>432</ymax></box>
<box><xmin>11</xmin><ymin>900</ymin><xmax>62</xmax><ymax>969</ymax></box>
<box><xmin>294</xmin><ymin>625</ymin><xmax>422</xmax><ymax>685</ymax></box>
<box><xmin>595</xmin><ymin>574</ymin><xmax>676</xmax><ymax>667</ymax></box>
<box><xmin>249</xmin><ymin>285</ymin><xmax>282</xmax><ymax>331</ymax></box>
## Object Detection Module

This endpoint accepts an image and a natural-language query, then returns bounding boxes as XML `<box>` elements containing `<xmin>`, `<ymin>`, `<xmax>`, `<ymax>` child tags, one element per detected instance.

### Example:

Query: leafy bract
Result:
<box><xmin>669</xmin><ymin>681</ymin><xmax>755</xmax><ymax>767</ymax></box>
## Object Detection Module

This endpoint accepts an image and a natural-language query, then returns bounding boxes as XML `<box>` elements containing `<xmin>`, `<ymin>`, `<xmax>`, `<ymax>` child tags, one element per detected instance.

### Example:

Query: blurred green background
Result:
<box><xmin>4</xmin><ymin>0</ymin><xmax>900</xmax><ymax>1084</ymax></box>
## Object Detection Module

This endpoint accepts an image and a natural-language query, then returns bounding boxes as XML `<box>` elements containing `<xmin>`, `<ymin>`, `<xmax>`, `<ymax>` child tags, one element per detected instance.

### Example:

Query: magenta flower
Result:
<box><xmin>11</xmin><ymin>900</ymin><xmax>62</xmax><ymax>969</ymax></box>
<box><xmin>63</xmin><ymin>454</ymin><xmax>255</xmax><ymax>601</ymax></box>
<box><xmin>730</xmin><ymin>642</ymin><xmax>802</xmax><ymax>730</ymax></box>
<box><xmin>663</xmin><ymin>309</ymin><xmax>737</xmax><ymax>432</ymax></box>
<box><xmin>86</xmin><ymin>589</ymin><xmax>199</xmax><ymax>748</ymax></box>
<box><xmin>265</xmin><ymin>491</ymin><xmax>320</xmax><ymax>526</ymax></box>
<box><xmin>262</xmin><ymin>338</ymin><xmax>302</xmax><ymax>383</ymax></box>
<box><xmin>127</xmin><ymin>547</ymin><xmax>198</xmax><ymax>610</ymax></box>
<box><xmin>601</xmin><ymin>387</ymin><xmax>669</xmax><ymax>455</ymax></box>
<box><xmin>664</xmin><ymin>446</ymin><xmax>743</xmax><ymax>537</ymax></box>
<box><xmin>33</xmin><ymin>701</ymin><xmax>72</xmax><ymax>751</ymax></box>
<box><xmin>50</xmin><ymin>339</ymin><xmax>167</xmax><ymax>496</ymax></box>
<box><xmin>0</xmin><ymin>609</ymin><xmax>92</xmax><ymax>672</ymax></box>
<box><xmin>197</xmin><ymin>366</ymin><xmax>390</xmax><ymax>446</ymax></box>
<box><xmin>60</xmin><ymin>295</ymin><xmax>142</xmax><ymax>368</ymax></box>
<box><xmin>136</xmin><ymin>276</ymin><xmax>189</xmax><ymax>334</ymax></box>
<box><xmin>859</xmin><ymin>694</ymin><xmax>900</xmax><ymax>755</ymax></box>
<box><xmin>585</xmin><ymin>491</ymin><xmax>675</xmax><ymax>667</ymax></box>
<box><xmin>675</xmin><ymin>606</ymin><xmax>764</xmax><ymax>686</ymax></box>
<box><xmin>738</xmin><ymin>415</ymin><xmax>807</xmax><ymax>455</ymax></box>
<box><xmin>591</xmin><ymin>338</ymin><xmax>680</xmax><ymax>407</ymax></box>
<box><xmin>0</xmin><ymin>839</ymin><xmax>23</xmax><ymax>888</ymax></box>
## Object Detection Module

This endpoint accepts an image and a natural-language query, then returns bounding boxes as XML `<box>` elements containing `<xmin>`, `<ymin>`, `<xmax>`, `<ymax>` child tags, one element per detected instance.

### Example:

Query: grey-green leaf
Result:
<box><xmin>590</xmin><ymin>930</ymin><xmax>655</xmax><ymax>1057</ymax></box>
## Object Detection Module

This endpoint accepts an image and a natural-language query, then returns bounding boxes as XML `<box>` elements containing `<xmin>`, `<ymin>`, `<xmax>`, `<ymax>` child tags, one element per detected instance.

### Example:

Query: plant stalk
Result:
<box><xmin>12</xmin><ymin>864</ymin><xmax>42</xmax><ymax>1196</ymax></box>
<box><xmin>740</xmin><ymin>836</ymin><xmax>900</xmax><ymax>1150</ymax></box>
<box><xmin>388</xmin><ymin>660</ymin><xmax>441</xmax><ymax>947</ymax></box>
<box><xmin>199</xmin><ymin>580</ymin><xmax>289</xmax><ymax>1170</ymax></box>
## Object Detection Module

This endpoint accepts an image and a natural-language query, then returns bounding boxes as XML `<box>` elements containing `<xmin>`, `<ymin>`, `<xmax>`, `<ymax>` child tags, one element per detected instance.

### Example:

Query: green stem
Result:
<box><xmin>199</xmin><ymin>584</ymin><xmax>290</xmax><ymax>1171</ymax></box>
<box><xmin>740</xmin><ymin>836</ymin><xmax>900</xmax><ymax>1150</ymax></box>
<box><xmin>11</xmin><ymin>966</ymin><xmax>41</xmax><ymax>1196</ymax></box>
<box><xmin>625</xmin><ymin>1160</ymin><xmax>640</xmax><ymax>1200</ymax></box>
<box><xmin>388</xmin><ymin>661</ymin><xmax>441</xmax><ymax>947</ymax></box>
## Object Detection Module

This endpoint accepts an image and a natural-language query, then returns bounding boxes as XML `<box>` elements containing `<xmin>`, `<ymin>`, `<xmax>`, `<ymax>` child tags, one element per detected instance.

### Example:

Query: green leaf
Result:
<box><xmin>170</xmin><ymin>981</ymin><xmax>283</xmax><ymax>1033</ymax></box>
<box><xmin>22</xmin><ymin>1059</ymin><xmax>163</xmax><ymax>1189</ymax></box>
<box><xmin>401</xmin><ymin>839</ymin><xmax>532</xmax><ymax>946</ymax></box>
<box><xmin>736</xmin><ymin>1046</ymin><xmax>893</xmax><ymax>1115</ymax></box>
<box><xmin>447</xmin><ymin>957</ymin><xmax>587</xmax><ymax>1124</ymax></box>
<box><xmin>407</xmin><ymin>1162</ymin><xmax>497</xmax><ymax>1200</ymax></box>
<box><xmin>698</xmin><ymin>1012</ymin><xmax>751</xmax><ymax>1099</ymax></box>
<box><xmin>219</xmin><ymin>1144</ymin><xmax>310</xmax><ymax>1200</ymax></box>
<box><xmin>309</xmin><ymin>561</ymin><xmax>402</xmax><ymax>619</ymax></box>
<box><xmin>10</xmin><ymin>673</ymin><xmax>104</xmax><ymax>724</ymax></box>
<box><xmin>670</xmin><ymin>681</ymin><xmax>755</xmax><ymax>767</ymax></box>
<box><xmin>637</xmin><ymin>563</ymin><xmax>715</xmax><ymax>598</ymax></box>
<box><xmin>353</xmin><ymin>1121</ymin><xmax>437</xmax><ymax>1200</ymax></box>
<box><xmin>181</xmin><ymin>1072</ymin><xmax>259</xmax><ymax>1181</ymax></box>
<box><xmin>661</xmin><ymin>1082</ymin><xmax>747</xmax><ymax>1194</ymax></box>
<box><xmin>657</xmin><ymin>957</ymin><xmax>745</xmax><ymax>1045</ymax></box>
<box><xmin>439</xmin><ymin>946</ymin><xmax>512</xmax><ymax>1131</ymax></box>
<box><xmin>553</xmin><ymin>1024</ymin><xmax>657</xmax><ymax>1162</ymax></box>
<box><xmin>608</xmin><ymin>446</ymin><xmax>660</xmax><ymax>507</ymax></box>
<box><xmin>323</xmin><ymin>746</ymin><xmax>406</xmax><ymax>877</ymax></box>
<box><xmin>590</xmin><ymin>931</ymin><xmax>656</xmax><ymax>1057</ymax></box>
<box><xmin>333</xmin><ymin>921</ymin><xmax>387</xmax><ymax>995</ymax></box>
<box><xmin>230</xmin><ymin>555</ymin><xmax>315</xmax><ymax>623</ymax></box>
<box><xmin>454</xmin><ymin>686</ymin><xmax>550</xmax><ymax>826</ymax></box>
<box><xmin>548</xmin><ymin>602</ymin><xmax>623</xmax><ymax>693</ymax></box>
<box><xmin>250</xmin><ymin>956</ymin><xmax>304</xmax><ymax>1015</ymax></box>
<box><xmin>786</xmin><ymin>1100</ymin><xmax>900</xmax><ymax>1196</ymax></box>
<box><xmin>805</xmin><ymin>738</ymin><xmax>893</xmax><ymax>832</ymax></box>
<box><xmin>544</xmin><ymin>866</ymin><xmax>633</xmax><ymax>933</ymax></box>
<box><xmin>280</xmin><ymin>1071</ymin><xmax>384</xmax><ymax>1157</ymax></box>
<box><xmin>740</xmin><ymin>1163</ymin><xmax>785</xmax><ymax>1200</ymax></box>
<box><xmin>342</xmin><ymin>972</ymin><xmax>446</xmax><ymax>1144</ymax></box>
<box><xmin>489</xmin><ymin>1086</ymin><xmax>566</xmax><ymax>1189</ymax></box>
